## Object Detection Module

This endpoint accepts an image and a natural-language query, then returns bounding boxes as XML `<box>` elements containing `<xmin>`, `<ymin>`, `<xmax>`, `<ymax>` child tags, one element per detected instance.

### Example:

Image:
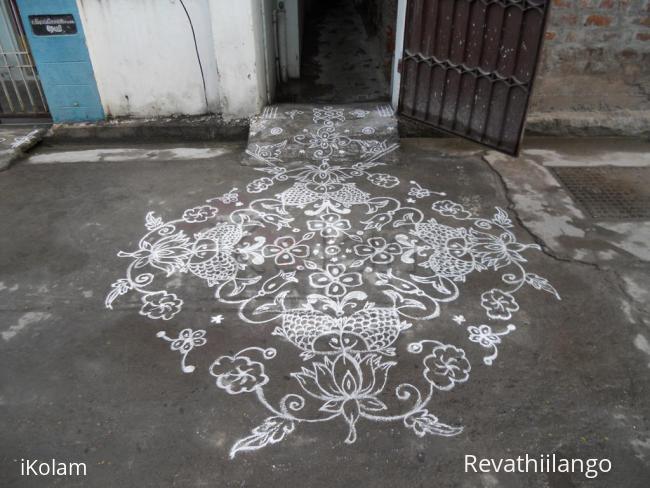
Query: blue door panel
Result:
<box><xmin>39</xmin><ymin>62</ymin><xmax>96</xmax><ymax>85</ymax></box>
<box><xmin>33</xmin><ymin>38</ymin><xmax>90</xmax><ymax>62</ymax></box>
<box><xmin>54</xmin><ymin>107</ymin><xmax>102</xmax><ymax>121</ymax></box>
<box><xmin>47</xmin><ymin>84</ymin><xmax>103</xmax><ymax>108</ymax></box>
<box><xmin>16</xmin><ymin>0</ymin><xmax>104</xmax><ymax>122</ymax></box>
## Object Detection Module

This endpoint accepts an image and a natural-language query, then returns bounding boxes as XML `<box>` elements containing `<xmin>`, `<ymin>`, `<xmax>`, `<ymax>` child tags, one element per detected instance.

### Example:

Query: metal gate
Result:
<box><xmin>0</xmin><ymin>0</ymin><xmax>48</xmax><ymax>117</ymax></box>
<box><xmin>398</xmin><ymin>0</ymin><xmax>550</xmax><ymax>155</ymax></box>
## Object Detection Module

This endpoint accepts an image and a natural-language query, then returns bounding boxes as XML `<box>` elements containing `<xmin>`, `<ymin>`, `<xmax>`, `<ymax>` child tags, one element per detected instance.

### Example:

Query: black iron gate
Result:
<box><xmin>0</xmin><ymin>0</ymin><xmax>48</xmax><ymax>117</ymax></box>
<box><xmin>398</xmin><ymin>0</ymin><xmax>550</xmax><ymax>155</ymax></box>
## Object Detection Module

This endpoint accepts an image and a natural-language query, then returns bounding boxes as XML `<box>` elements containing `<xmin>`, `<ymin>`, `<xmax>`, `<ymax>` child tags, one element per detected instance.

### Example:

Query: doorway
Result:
<box><xmin>276</xmin><ymin>0</ymin><xmax>397</xmax><ymax>104</ymax></box>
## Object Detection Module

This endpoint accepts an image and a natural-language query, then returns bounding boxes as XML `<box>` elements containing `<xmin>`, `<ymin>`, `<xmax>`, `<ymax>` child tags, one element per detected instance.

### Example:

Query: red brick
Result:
<box><xmin>637</xmin><ymin>32</ymin><xmax>650</xmax><ymax>41</ymax></box>
<box><xmin>620</xmin><ymin>48</ymin><xmax>637</xmax><ymax>58</ymax></box>
<box><xmin>585</xmin><ymin>14</ymin><xmax>613</xmax><ymax>26</ymax></box>
<box><xmin>557</xmin><ymin>14</ymin><xmax>579</xmax><ymax>26</ymax></box>
<box><xmin>545</xmin><ymin>31</ymin><xmax>557</xmax><ymax>40</ymax></box>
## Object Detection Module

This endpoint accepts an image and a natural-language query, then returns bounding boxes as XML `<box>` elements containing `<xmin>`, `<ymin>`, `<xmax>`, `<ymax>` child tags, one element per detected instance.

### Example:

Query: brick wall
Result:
<box><xmin>532</xmin><ymin>0</ymin><xmax>650</xmax><ymax>113</ymax></box>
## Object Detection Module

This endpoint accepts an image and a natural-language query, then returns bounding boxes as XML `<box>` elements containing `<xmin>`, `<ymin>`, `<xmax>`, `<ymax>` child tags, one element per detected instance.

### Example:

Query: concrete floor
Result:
<box><xmin>1</xmin><ymin>119</ymin><xmax>649</xmax><ymax>486</ymax></box>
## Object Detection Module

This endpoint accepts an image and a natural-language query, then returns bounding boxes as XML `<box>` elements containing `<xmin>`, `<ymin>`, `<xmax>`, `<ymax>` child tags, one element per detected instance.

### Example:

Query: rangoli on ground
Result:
<box><xmin>106</xmin><ymin>106</ymin><xmax>560</xmax><ymax>458</ymax></box>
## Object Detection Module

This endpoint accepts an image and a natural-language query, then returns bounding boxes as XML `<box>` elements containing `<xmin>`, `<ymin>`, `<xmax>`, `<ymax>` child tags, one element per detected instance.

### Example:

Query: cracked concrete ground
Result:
<box><xmin>0</xmin><ymin>135</ymin><xmax>649</xmax><ymax>487</ymax></box>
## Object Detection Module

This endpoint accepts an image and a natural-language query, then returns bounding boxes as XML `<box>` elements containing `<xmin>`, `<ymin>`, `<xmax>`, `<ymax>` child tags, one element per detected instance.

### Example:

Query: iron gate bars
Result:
<box><xmin>0</xmin><ymin>0</ymin><xmax>48</xmax><ymax>116</ymax></box>
<box><xmin>398</xmin><ymin>0</ymin><xmax>550</xmax><ymax>155</ymax></box>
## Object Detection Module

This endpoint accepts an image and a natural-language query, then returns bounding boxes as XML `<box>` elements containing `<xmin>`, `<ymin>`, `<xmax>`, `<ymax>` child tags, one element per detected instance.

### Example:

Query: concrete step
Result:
<box><xmin>243</xmin><ymin>103</ymin><xmax>400</xmax><ymax>167</ymax></box>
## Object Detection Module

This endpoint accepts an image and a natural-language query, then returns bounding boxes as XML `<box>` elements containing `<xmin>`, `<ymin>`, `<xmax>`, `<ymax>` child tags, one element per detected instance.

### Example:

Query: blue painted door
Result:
<box><xmin>16</xmin><ymin>0</ymin><xmax>103</xmax><ymax>122</ymax></box>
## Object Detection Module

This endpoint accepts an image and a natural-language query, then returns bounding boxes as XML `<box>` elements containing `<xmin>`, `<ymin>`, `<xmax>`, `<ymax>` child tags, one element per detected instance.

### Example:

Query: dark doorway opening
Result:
<box><xmin>276</xmin><ymin>0</ymin><xmax>396</xmax><ymax>104</ymax></box>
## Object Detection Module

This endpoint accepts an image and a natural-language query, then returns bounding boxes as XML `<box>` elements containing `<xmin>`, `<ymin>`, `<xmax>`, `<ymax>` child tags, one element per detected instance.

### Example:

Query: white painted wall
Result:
<box><xmin>77</xmin><ymin>0</ymin><xmax>276</xmax><ymax>120</ymax></box>
<box><xmin>77</xmin><ymin>0</ymin><xmax>220</xmax><ymax>118</ymax></box>
<box><xmin>209</xmin><ymin>0</ymin><xmax>272</xmax><ymax>118</ymax></box>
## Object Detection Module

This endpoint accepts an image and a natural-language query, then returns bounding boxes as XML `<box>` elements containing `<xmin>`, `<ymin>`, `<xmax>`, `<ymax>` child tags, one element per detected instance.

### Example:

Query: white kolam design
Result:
<box><xmin>106</xmin><ymin>106</ymin><xmax>560</xmax><ymax>458</ymax></box>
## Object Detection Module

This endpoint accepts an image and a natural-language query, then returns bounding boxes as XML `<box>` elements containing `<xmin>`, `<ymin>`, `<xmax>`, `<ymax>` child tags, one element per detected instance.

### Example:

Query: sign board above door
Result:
<box><xmin>29</xmin><ymin>14</ymin><xmax>77</xmax><ymax>36</ymax></box>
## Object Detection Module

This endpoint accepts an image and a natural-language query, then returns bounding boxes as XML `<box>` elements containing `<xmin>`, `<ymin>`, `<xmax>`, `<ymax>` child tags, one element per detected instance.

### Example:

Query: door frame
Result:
<box><xmin>391</xmin><ymin>0</ymin><xmax>407</xmax><ymax>110</ymax></box>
